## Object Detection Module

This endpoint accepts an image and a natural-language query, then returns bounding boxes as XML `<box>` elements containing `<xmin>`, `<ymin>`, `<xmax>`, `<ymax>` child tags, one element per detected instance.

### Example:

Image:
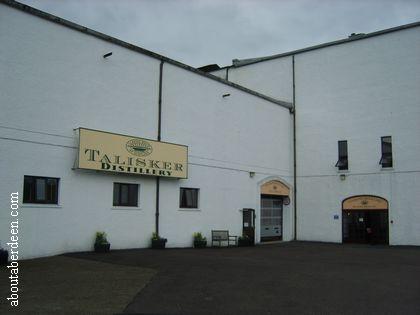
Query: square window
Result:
<box><xmin>23</xmin><ymin>176</ymin><xmax>59</xmax><ymax>204</ymax></box>
<box><xmin>113</xmin><ymin>183</ymin><xmax>139</xmax><ymax>207</ymax></box>
<box><xmin>179</xmin><ymin>188</ymin><xmax>199</xmax><ymax>209</ymax></box>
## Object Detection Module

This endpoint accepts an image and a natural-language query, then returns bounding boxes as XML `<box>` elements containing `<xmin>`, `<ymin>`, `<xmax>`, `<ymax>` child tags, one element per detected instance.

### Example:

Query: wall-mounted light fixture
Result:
<box><xmin>222</xmin><ymin>93</ymin><xmax>231</xmax><ymax>98</ymax></box>
<box><xmin>103</xmin><ymin>52</ymin><xmax>113</xmax><ymax>58</ymax></box>
<box><xmin>249</xmin><ymin>171</ymin><xmax>255</xmax><ymax>178</ymax></box>
<box><xmin>340</xmin><ymin>174</ymin><xmax>346</xmax><ymax>181</ymax></box>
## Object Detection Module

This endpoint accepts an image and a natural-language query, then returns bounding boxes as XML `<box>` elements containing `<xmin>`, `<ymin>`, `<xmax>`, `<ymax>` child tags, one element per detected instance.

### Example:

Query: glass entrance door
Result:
<box><xmin>261</xmin><ymin>195</ymin><xmax>283</xmax><ymax>241</ymax></box>
<box><xmin>342</xmin><ymin>210</ymin><xmax>388</xmax><ymax>244</ymax></box>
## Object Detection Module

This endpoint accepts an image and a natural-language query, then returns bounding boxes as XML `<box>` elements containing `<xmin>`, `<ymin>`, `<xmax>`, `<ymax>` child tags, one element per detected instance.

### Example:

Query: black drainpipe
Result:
<box><xmin>292</xmin><ymin>55</ymin><xmax>297</xmax><ymax>241</ymax></box>
<box><xmin>155</xmin><ymin>177</ymin><xmax>160</xmax><ymax>235</ymax></box>
<box><xmin>156</xmin><ymin>60</ymin><xmax>164</xmax><ymax>235</ymax></box>
<box><xmin>226</xmin><ymin>67</ymin><xmax>229</xmax><ymax>81</ymax></box>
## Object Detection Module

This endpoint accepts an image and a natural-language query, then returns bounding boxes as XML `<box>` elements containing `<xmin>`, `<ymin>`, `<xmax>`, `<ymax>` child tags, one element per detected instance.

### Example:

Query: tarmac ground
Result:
<box><xmin>68</xmin><ymin>241</ymin><xmax>420</xmax><ymax>315</ymax></box>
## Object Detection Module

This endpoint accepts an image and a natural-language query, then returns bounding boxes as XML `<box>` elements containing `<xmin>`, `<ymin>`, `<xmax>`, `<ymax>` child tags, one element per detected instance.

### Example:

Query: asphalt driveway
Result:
<box><xmin>0</xmin><ymin>255</ymin><xmax>155</xmax><ymax>315</ymax></box>
<box><xmin>69</xmin><ymin>242</ymin><xmax>420</xmax><ymax>315</ymax></box>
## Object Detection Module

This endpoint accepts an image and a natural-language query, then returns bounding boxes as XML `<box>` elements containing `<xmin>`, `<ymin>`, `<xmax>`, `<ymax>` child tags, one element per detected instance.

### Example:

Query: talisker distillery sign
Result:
<box><xmin>77</xmin><ymin>128</ymin><xmax>188</xmax><ymax>179</ymax></box>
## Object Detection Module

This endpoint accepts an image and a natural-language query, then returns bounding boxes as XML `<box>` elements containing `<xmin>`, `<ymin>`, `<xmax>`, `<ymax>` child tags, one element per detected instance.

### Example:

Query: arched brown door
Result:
<box><xmin>342</xmin><ymin>195</ymin><xmax>389</xmax><ymax>244</ymax></box>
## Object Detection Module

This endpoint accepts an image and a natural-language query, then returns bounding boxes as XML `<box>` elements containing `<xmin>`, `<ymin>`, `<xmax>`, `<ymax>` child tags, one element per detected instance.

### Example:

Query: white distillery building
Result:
<box><xmin>210</xmin><ymin>20</ymin><xmax>420</xmax><ymax>246</ymax></box>
<box><xmin>0</xmin><ymin>0</ymin><xmax>419</xmax><ymax>260</ymax></box>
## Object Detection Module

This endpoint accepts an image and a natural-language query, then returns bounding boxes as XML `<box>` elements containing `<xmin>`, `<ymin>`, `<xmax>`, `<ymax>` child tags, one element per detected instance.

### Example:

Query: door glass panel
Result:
<box><xmin>273</xmin><ymin>200</ymin><xmax>282</xmax><ymax>208</ymax></box>
<box><xmin>261</xmin><ymin>209</ymin><xmax>271</xmax><ymax>217</ymax></box>
<box><xmin>261</xmin><ymin>199</ymin><xmax>271</xmax><ymax>207</ymax></box>
<box><xmin>262</xmin><ymin>218</ymin><xmax>271</xmax><ymax>225</ymax></box>
<box><xmin>272</xmin><ymin>208</ymin><xmax>281</xmax><ymax>216</ymax></box>
<box><xmin>261</xmin><ymin>196</ymin><xmax>283</xmax><ymax>238</ymax></box>
<box><xmin>272</xmin><ymin>218</ymin><xmax>281</xmax><ymax>225</ymax></box>
<box><xmin>343</xmin><ymin>210</ymin><xmax>388</xmax><ymax>244</ymax></box>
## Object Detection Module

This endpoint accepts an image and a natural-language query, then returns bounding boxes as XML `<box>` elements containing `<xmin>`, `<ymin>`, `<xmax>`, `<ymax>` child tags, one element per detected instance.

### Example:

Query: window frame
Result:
<box><xmin>113</xmin><ymin>182</ymin><xmax>139</xmax><ymax>207</ymax></box>
<box><xmin>380</xmin><ymin>136</ymin><xmax>393</xmax><ymax>168</ymax></box>
<box><xmin>179</xmin><ymin>187</ymin><xmax>199</xmax><ymax>209</ymax></box>
<box><xmin>23</xmin><ymin>175</ymin><xmax>60</xmax><ymax>204</ymax></box>
<box><xmin>335</xmin><ymin>140</ymin><xmax>348</xmax><ymax>171</ymax></box>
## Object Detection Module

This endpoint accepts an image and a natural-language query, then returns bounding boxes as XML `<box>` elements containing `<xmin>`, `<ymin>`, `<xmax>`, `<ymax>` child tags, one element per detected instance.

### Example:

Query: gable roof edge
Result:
<box><xmin>228</xmin><ymin>20</ymin><xmax>420</xmax><ymax>68</ymax></box>
<box><xmin>0</xmin><ymin>0</ymin><xmax>293</xmax><ymax>110</ymax></box>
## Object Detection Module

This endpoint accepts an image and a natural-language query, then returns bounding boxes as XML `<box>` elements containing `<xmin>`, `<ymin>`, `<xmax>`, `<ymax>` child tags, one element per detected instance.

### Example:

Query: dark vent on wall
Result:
<box><xmin>197</xmin><ymin>64</ymin><xmax>221</xmax><ymax>72</ymax></box>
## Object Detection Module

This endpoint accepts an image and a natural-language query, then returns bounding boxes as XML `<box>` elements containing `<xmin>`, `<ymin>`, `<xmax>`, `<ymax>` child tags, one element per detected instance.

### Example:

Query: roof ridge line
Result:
<box><xmin>229</xmin><ymin>20</ymin><xmax>420</xmax><ymax>68</ymax></box>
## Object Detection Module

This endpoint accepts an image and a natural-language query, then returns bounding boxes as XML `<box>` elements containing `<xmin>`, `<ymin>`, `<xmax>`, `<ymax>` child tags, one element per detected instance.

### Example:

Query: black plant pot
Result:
<box><xmin>238</xmin><ymin>238</ymin><xmax>254</xmax><ymax>247</ymax></box>
<box><xmin>0</xmin><ymin>249</ymin><xmax>8</xmax><ymax>265</ymax></box>
<box><xmin>193</xmin><ymin>240</ymin><xmax>207</xmax><ymax>248</ymax></box>
<box><xmin>94</xmin><ymin>243</ymin><xmax>110</xmax><ymax>253</ymax></box>
<box><xmin>151</xmin><ymin>238</ymin><xmax>167</xmax><ymax>249</ymax></box>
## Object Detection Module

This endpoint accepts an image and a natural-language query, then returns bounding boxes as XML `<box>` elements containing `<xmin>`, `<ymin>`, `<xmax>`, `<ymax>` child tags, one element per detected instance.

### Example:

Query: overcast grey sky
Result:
<box><xmin>19</xmin><ymin>0</ymin><xmax>420</xmax><ymax>67</ymax></box>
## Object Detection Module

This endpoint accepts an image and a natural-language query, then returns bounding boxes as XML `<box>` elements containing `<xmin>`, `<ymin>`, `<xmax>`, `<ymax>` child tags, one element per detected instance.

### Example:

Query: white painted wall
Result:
<box><xmin>212</xmin><ymin>57</ymin><xmax>294</xmax><ymax>103</ymax></box>
<box><xmin>0</xmin><ymin>4</ymin><xmax>158</xmax><ymax>259</ymax></box>
<box><xmin>219</xmin><ymin>26</ymin><xmax>420</xmax><ymax>245</ymax></box>
<box><xmin>294</xmin><ymin>27</ymin><xmax>420</xmax><ymax>245</ymax></box>
<box><xmin>0</xmin><ymin>5</ymin><xmax>160</xmax><ymax>139</ymax></box>
<box><xmin>210</xmin><ymin>68</ymin><xmax>227</xmax><ymax>80</ymax></box>
<box><xmin>0</xmin><ymin>3</ymin><xmax>293</xmax><ymax>259</ymax></box>
<box><xmin>160</xmin><ymin>63</ymin><xmax>294</xmax><ymax>245</ymax></box>
<box><xmin>1</xmin><ymin>139</ymin><xmax>157</xmax><ymax>259</ymax></box>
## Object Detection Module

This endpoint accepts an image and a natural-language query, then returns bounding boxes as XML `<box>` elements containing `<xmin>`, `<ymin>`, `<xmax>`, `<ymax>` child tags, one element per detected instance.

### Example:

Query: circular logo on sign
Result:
<box><xmin>126</xmin><ymin>139</ymin><xmax>153</xmax><ymax>157</ymax></box>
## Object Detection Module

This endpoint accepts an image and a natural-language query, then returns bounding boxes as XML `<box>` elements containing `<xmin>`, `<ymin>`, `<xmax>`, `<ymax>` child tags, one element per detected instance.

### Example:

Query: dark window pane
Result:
<box><xmin>382</xmin><ymin>136</ymin><xmax>392</xmax><ymax>154</ymax></box>
<box><xmin>46</xmin><ymin>178</ymin><xmax>58</xmax><ymax>203</ymax></box>
<box><xmin>380</xmin><ymin>136</ymin><xmax>393</xmax><ymax>168</ymax></box>
<box><xmin>23</xmin><ymin>177</ymin><xmax>34</xmax><ymax>202</ymax></box>
<box><xmin>129</xmin><ymin>184</ymin><xmax>138</xmax><ymax>206</ymax></box>
<box><xmin>113</xmin><ymin>183</ymin><xmax>138</xmax><ymax>207</ymax></box>
<box><xmin>336</xmin><ymin>140</ymin><xmax>348</xmax><ymax>170</ymax></box>
<box><xmin>23</xmin><ymin>176</ymin><xmax>59</xmax><ymax>204</ymax></box>
<box><xmin>181</xmin><ymin>189</ymin><xmax>188</xmax><ymax>207</ymax></box>
<box><xmin>113</xmin><ymin>183</ymin><xmax>120</xmax><ymax>206</ymax></box>
<box><xmin>121</xmin><ymin>184</ymin><xmax>129</xmax><ymax>204</ymax></box>
<box><xmin>180</xmin><ymin>188</ymin><xmax>199</xmax><ymax>208</ymax></box>
<box><xmin>36</xmin><ymin>178</ymin><xmax>46</xmax><ymax>201</ymax></box>
<box><xmin>338</xmin><ymin>141</ymin><xmax>348</xmax><ymax>157</ymax></box>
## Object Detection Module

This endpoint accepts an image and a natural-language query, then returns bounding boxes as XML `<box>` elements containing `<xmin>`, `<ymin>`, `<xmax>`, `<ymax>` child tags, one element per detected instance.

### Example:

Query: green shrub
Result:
<box><xmin>95</xmin><ymin>231</ymin><xmax>109</xmax><ymax>245</ymax></box>
<box><xmin>152</xmin><ymin>232</ymin><xmax>166</xmax><ymax>241</ymax></box>
<box><xmin>193</xmin><ymin>232</ymin><xmax>206</xmax><ymax>242</ymax></box>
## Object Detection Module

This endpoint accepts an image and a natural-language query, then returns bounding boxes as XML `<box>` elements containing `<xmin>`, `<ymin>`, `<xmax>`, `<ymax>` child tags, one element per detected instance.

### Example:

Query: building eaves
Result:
<box><xmin>229</xmin><ymin>20</ymin><xmax>420</xmax><ymax>68</ymax></box>
<box><xmin>0</xmin><ymin>0</ymin><xmax>293</xmax><ymax>110</ymax></box>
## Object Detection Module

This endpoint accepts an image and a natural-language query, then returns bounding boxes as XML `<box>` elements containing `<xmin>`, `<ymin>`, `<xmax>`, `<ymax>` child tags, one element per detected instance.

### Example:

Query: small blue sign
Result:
<box><xmin>333</xmin><ymin>215</ymin><xmax>339</xmax><ymax>220</ymax></box>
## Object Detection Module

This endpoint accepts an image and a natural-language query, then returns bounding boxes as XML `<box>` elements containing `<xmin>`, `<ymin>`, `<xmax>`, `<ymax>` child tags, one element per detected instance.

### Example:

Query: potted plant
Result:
<box><xmin>151</xmin><ymin>232</ymin><xmax>167</xmax><ymax>249</ymax></box>
<box><xmin>0</xmin><ymin>244</ymin><xmax>8</xmax><ymax>265</ymax></box>
<box><xmin>193</xmin><ymin>232</ymin><xmax>207</xmax><ymax>248</ymax></box>
<box><xmin>94</xmin><ymin>231</ymin><xmax>110</xmax><ymax>253</ymax></box>
<box><xmin>238</xmin><ymin>235</ymin><xmax>254</xmax><ymax>247</ymax></box>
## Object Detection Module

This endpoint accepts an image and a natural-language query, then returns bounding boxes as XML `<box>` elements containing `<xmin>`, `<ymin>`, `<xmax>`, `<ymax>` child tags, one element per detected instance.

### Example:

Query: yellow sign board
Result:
<box><xmin>76</xmin><ymin>128</ymin><xmax>188</xmax><ymax>179</ymax></box>
<box><xmin>342</xmin><ymin>195</ymin><xmax>388</xmax><ymax>210</ymax></box>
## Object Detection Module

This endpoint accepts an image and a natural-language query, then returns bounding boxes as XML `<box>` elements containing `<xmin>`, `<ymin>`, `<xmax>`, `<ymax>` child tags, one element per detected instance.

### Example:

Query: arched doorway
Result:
<box><xmin>342</xmin><ymin>195</ymin><xmax>389</xmax><ymax>244</ymax></box>
<box><xmin>260</xmin><ymin>180</ymin><xmax>290</xmax><ymax>242</ymax></box>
